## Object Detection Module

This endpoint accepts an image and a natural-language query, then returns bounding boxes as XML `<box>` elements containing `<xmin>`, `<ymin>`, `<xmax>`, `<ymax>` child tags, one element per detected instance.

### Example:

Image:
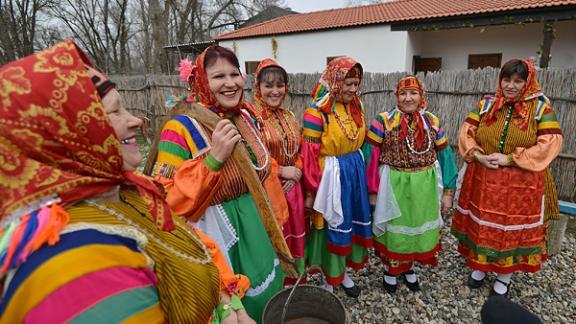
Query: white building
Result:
<box><xmin>215</xmin><ymin>0</ymin><xmax>576</xmax><ymax>73</ymax></box>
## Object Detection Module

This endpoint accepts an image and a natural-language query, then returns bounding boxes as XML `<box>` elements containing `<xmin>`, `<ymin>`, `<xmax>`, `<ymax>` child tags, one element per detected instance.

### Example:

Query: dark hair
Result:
<box><xmin>500</xmin><ymin>60</ymin><xmax>529</xmax><ymax>81</ymax></box>
<box><xmin>204</xmin><ymin>46</ymin><xmax>240</xmax><ymax>70</ymax></box>
<box><xmin>257</xmin><ymin>66</ymin><xmax>287</xmax><ymax>85</ymax></box>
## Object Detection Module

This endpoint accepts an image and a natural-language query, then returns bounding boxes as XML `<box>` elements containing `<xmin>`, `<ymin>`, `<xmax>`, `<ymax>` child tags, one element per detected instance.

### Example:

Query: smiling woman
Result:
<box><xmin>152</xmin><ymin>46</ymin><xmax>286</xmax><ymax>323</ymax></box>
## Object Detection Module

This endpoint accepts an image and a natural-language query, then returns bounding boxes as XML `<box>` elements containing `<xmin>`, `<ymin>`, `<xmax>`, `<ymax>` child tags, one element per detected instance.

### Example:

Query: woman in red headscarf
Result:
<box><xmin>452</xmin><ymin>59</ymin><xmax>563</xmax><ymax>297</ymax></box>
<box><xmin>0</xmin><ymin>40</ymin><xmax>252</xmax><ymax>323</ymax></box>
<box><xmin>252</xmin><ymin>59</ymin><xmax>306</xmax><ymax>282</ymax></box>
<box><xmin>153</xmin><ymin>46</ymin><xmax>283</xmax><ymax>322</ymax></box>
<box><xmin>363</xmin><ymin>75</ymin><xmax>458</xmax><ymax>294</ymax></box>
<box><xmin>302</xmin><ymin>56</ymin><xmax>371</xmax><ymax>297</ymax></box>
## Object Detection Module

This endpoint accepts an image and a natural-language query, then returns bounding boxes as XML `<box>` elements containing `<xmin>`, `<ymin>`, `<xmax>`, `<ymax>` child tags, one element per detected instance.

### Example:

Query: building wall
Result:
<box><xmin>219</xmin><ymin>24</ymin><xmax>410</xmax><ymax>73</ymax></box>
<box><xmin>414</xmin><ymin>20</ymin><xmax>576</xmax><ymax>70</ymax></box>
<box><xmin>219</xmin><ymin>19</ymin><xmax>576</xmax><ymax>73</ymax></box>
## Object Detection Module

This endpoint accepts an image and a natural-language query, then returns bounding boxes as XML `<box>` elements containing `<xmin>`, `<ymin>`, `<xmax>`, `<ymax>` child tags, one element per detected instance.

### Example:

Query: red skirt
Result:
<box><xmin>451</xmin><ymin>163</ymin><xmax>547</xmax><ymax>273</ymax></box>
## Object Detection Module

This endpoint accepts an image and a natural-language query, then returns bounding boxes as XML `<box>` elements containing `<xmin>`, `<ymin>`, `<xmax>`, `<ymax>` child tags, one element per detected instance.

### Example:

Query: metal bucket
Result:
<box><xmin>262</xmin><ymin>284</ymin><xmax>348</xmax><ymax>324</ymax></box>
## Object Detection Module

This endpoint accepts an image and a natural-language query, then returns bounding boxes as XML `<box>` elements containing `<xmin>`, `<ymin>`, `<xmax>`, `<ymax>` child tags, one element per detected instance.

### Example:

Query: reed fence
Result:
<box><xmin>111</xmin><ymin>67</ymin><xmax>576</xmax><ymax>202</ymax></box>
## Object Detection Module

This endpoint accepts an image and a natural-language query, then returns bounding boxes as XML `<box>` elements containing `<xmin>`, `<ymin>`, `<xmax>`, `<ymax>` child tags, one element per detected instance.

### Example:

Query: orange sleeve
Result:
<box><xmin>511</xmin><ymin>134</ymin><xmax>563</xmax><ymax>172</ymax></box>
<box><xmin>193</xmin><ymin>229</ymin><xmax>250</xmax><ymax>298</ymax></box>
<box><xmin>458</xmin><ymin>122</ymin><xmax>485</xmax><ymax>162</ymax></box>
<box><xmin>294</xmin><ymin>154</ymin><xmax>303</xmax><ymax>170</ymax></box>
<box><xmin>264</xmin><ymin>158</ymin><xmax>289</xmax><ymax>226</ymax></box>
<box><xmin>164</xmin><ymin>159</ymin><xmax>222</xmax><ymax>222</ymax></box>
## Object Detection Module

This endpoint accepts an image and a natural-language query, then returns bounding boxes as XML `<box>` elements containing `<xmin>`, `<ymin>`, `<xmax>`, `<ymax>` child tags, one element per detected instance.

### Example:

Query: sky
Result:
<box><xmin>283</xmin><ymin>0</ymin><xmax>350</xmax><ymax>13</ymax></box>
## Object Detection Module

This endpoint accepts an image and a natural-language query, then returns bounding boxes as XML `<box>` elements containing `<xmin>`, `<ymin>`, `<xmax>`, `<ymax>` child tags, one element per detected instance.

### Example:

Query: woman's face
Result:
<box><xmin>397</xmin><ymin>88</ymin><xmax>421</xmax><ymax>113</ymax></box>
<box><xmin>341</xmin><ymin>77</ymin><xmax>360</xmax><ymax>104</ymax></box>
<box><xmin>500</xmin><ymin>73</ymin><xmax>526</xmax><ymax>100</ymax></box>
<box><xmin>102</xmin><ymin>89</ymin><xmax>143</xmax><ymax>171</ymax></box>
<box><xmin>206</xmin><ymin>57</ymin><xmax>245</xmax><ymax>110</ymax></box>
<box><xmin>259</xmin><ymin>75</ymin><xmax>286</xmax><ymax>109</ymax></box>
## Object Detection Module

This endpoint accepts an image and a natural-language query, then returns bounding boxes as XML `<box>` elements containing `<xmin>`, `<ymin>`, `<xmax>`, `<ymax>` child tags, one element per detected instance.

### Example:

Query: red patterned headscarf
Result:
<box><xmin>395</xmin><ymin>75</ymin><xmax>428</xmax><ymax>149</ymax></box>
<box><xmin>487</xmin><ymin>58</ymin><xmax>543</xmax><ymax>130</ymax></box>
<box><xmin>182</xmin><ymin>46</ymin><xmax>250</xmax><ymax>115</ymax></box>
<box><xmin>0</xmin><ymin>40</ymin><xmax>174</xmax><ymax>231</ymax></box>
<box><xmin>254</xmin><ymin>58</ymin><xmax>289</xmax><ymax>119</ymax></box>
<box><xmin>310</xmin><ymin>56</ymin><xmax>363</xmax><ymax>127</ymax></box>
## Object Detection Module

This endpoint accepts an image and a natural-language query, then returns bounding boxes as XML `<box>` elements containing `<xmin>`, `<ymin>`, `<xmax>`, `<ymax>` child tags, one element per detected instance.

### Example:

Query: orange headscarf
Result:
<box><xmin>310</xmin><ymin>56</ymin><xmax>363</xmax><ymax>127</ymax></box>
<box><xmin>0</xmin><ymin>40</ymin><xmax>174</xmax><ymax>232</ymax></box>
<box><xmin>183</xmin><ymin>46</ymin><xmax>251</xmax><ymax>115</ymax></box>
<box><xmin>395</xmin><ymin>75</ymin><xmax>428</xmax><ymax>149</ymax></box>
<box><xmin>253</xmin><ymin>58</ymin><xmax>289</xmax><ymax>119</ymax></box>
<box><xmin>486</xmin><ymin>58</ymin><xmax>543</xmax><ymax>130</ymax></box>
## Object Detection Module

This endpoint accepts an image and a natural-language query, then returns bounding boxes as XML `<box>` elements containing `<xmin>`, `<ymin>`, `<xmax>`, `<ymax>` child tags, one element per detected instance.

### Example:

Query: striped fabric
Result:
<box><xmin>155</xmin><ymin>115</ymin><xmax>210</xmax><ymax>178</ymax></box>
<box><xmin>303</xmin><ymin>107</ymin><xmax>324</xmax><ymax>143</ymax></box>
<box><xmin>536</xmin><ymin>104</ymin><xmax>562</xmax><ymax>135</ymax></box>
<box><xmin>366</xmin><ymin>110</ymin><xmax>449</xmax><ymax>150</ymax></box>
<box><xmin>0</xmin><ymin>229</ymin><xmax>163</xmax><ymax>323</ymax></box>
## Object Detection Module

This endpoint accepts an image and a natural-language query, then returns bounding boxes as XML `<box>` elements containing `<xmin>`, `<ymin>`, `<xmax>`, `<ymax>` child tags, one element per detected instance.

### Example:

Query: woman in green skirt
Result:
<box><xmin>362</xmin><ymin>76</ymin><xmax>457</xmax><ymax>293</ymax></box>
<box><xmin>153</xmin><ymin>46</ymin><xmax>283</xmax><ymax>322</ymax></box>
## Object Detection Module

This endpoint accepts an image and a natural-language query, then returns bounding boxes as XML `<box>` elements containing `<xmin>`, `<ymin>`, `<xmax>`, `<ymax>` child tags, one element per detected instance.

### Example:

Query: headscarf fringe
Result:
<box><xmin>0</xmin><ymin>204</ymin><xmax>69</xmax><ymax>275</ymax></box>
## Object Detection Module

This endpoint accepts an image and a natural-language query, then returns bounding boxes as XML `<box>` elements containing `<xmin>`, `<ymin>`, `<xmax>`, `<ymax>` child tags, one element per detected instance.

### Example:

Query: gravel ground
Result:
<box><xmin>307</xmin><ymin>217</ymin><xmax>576</xmax><ymax>323</ymax></box>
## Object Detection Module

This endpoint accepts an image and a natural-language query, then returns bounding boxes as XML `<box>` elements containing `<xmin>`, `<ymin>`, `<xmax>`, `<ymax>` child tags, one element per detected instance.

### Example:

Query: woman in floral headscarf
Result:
<box><xmin>153</xmin><ymin>46</ymin><xmax>283</xmax><ymax>322</ymax></box>
<box><xmin>362</xmin><ymin>75</ymin><xmax>458</xmax><ymax>294</ymax></box>
<box><xmin>302</xmin><ymin>56</ymin><xmax>371</xmax><ymax>297</ymax></box>
<box><xmin>252</xmin><ymin>59</ymin><xmax>306</xmax><ymax>282</ymax></box>
<box><xmin>452</xmin><ymin>59</ymin><xmax>563</xmax><ymax>297</ymax></box>
<box><xmin>0</xmin><ymin>40</ymin><xmax>252</xmax><ymax>323</ymax></box>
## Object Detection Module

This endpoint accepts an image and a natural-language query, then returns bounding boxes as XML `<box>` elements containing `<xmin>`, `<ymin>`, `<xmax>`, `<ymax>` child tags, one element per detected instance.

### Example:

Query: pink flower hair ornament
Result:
<box><xmin>178</xmin><ymin>58</ymin><xmax>195</xmax><ymax>84</ymax></box>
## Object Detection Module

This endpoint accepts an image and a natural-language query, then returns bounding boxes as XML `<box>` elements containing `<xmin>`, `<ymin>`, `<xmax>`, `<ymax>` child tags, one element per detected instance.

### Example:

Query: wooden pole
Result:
<box><xmin>540</xmin><ymin>23</ymin><xmax>554</xmax><ymax>68</ymax></box>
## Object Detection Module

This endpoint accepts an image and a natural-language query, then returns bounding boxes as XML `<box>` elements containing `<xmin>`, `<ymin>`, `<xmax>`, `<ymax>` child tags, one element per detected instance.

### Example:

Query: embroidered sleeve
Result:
<box><xmin>458</xmin><ymin>101</ymin><xmax>487</xmax><ymax>162</ymax></box>
<box><xmin>363</xmin><ymin>113</ymin><xmax>386</xmax><ymax>193</ymax></box>
<box><xmin>302</xmin><ymin>107</ymin><xmax>324</xmax><ymax>193</ymax></box>
<box><xmin>536</xmin><ymin>103</ymin><xmax>562</xmax><ymax>136</ymax></box>
<box><xmin>154</xmin><ymin>115</ymin><xmax>210</xmax><ymax>179</ymax></box>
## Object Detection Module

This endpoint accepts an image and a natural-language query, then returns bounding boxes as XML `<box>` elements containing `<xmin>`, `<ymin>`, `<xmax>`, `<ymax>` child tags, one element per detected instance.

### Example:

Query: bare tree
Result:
<box><xmin>0</xmin><ymin>0</ymin><xmax>55</xmax><ymax>65</ymax></box>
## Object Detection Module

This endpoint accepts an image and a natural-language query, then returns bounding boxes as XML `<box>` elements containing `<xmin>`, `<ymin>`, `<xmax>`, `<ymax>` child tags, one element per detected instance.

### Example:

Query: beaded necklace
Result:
<box><xmin>85</xmin><ymin>198</ymin><xmax>212</xmax><ymax>265</ymax></box>
<box><xmin>234</xmin><ymin>112</ymin><xmax>270</xmax><ymax>171</ymax></box>
<box><xmin>333</xmin><ymin>104</ymin><xmax>361</xmax><ymax>141</ymax></box>
<box><xmin>405</xmin><ymin>124</ymin><xmax>432</xmax><ymax>155</ymax></box>
<box><xmin>266</xmin><ymin>109</ymin><xmax>299</xmax><ymax>159</ymax></box>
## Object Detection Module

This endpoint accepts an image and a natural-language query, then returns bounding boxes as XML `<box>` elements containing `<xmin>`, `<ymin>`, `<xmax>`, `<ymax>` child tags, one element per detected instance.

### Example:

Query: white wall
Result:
<box><xmin>413</xmin><ymin>20</ymin><xmax>576</xmax><ymax>70</ymax></box>
<box><xmin>219</xmin><ymin>25</ymin><xmax>409</xmax><ymax>73</ymax></box>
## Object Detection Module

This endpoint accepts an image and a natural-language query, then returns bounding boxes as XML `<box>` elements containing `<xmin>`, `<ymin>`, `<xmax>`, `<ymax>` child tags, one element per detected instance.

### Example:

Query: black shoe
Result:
<box><xmin>468</xmin><ymin>272</ymin><xmax>485</xmax><ymax>289</ymax></box>
<box><xmin>383</xmin><ymin>272</ymin><xmax>398</xmax><ymax>294</ymax></box>
<box><xmin>340</xmin><ymin>283</ymin><xmax>361</xmax><ymax>298</ymax></box>
<box><xmin>402</xmin><ymin>270</ymin><xmax>420</xmax><ymax>292</ymax></box>
<box><xmin>490</xmin><ymin>278</ymin><xmax>511</xmax><ymax>298</ymax></box>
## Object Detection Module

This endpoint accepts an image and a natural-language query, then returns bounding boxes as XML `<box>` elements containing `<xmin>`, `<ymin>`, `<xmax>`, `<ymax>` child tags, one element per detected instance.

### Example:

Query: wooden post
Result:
<box><xmin>540</xmin><ymin>23</ymin><xmax>554</xmax><ymax>68</ymax></box>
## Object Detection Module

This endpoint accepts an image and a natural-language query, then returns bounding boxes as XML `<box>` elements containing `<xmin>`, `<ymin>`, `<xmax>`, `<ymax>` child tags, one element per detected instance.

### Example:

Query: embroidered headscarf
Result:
<box><xmin>179</xmin><ymin>45</ymin><xmax>249</xmax><ymax>114</ymax></box>
<box><xmin>0</xmin><ymin>40</ymin><xmax>174</xmax><ymax>273</ymax></box>
<box><xmin>486</xmin><ymin>58</ymin><xmax>544</xmax><ymax>130</ymax></box>
<box><xmin>395</xmin><ymin>75</ymin><xmax>428</xmax><ymax>149</ymax></box>
<box><xmin>310</xmin><ymin>56</ymin><xmax>363</xmax><ymax>127</ymax></box>
<box><xmin>254</xmin><ymin>58</ymin><xmax>289</xmax><ymax>119</ymax></box>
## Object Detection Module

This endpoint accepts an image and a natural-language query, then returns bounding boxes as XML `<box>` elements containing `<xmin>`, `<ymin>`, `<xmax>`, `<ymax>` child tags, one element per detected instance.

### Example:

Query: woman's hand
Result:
<box><xmin>304</xmin><ymin>193</ymin><xmax>315</xmax><ymax>209</ymax></box>
<box><xmin>474</xmin><ymin>151</ymin><xmax>499</xmax><ymax>169</ymax></box>
<box><xmin>211</xmin><ymin>119</ymin><xmax>241</xmax><ymax>163</ymax></box>
<box><xmin>487</xmin><ymin>153</ymin><xmax>511</xmax><ymax>166</ymax></box>
<box><xmin>441</xmin><ymin>194</ymin><xmax>453</xmax><ymax>216</ymax></box>
<box><xmin>282</xmin><ymin>179</ymin><xmax>296</xmax><ymax>193</ymax></box>
<box><xmin>236</xmin><ymin>309</ymin><xmax>257</xmax><ymax>324</ymax></box>
<box><xmin>369</xmin><ymin>193</ymin><xmax>378</xmax><ymax>207</ymax></box>
<box><xmin>280</xmin><ymin>166</ymin><xmax>302</xmax><ymax>182</ymax></box>
<box><xmin>220</xmin><ymin>307</ymin><xmax>238</xmax><ymax>324</ymax></box>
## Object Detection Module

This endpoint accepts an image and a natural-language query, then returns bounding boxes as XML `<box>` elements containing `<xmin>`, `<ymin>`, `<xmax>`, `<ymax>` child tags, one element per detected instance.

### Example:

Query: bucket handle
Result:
<box><xmin>280</xmin><ymin>265</ymin><xmax>320</xmax><ymax>324</ymax></box>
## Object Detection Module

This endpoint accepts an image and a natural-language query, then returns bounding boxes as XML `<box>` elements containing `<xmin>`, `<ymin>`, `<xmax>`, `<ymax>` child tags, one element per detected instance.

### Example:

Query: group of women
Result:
<box><xmin>0</xmin><ymin>40</ymin><xmax>563</xmax><ymax>323</ymax></box>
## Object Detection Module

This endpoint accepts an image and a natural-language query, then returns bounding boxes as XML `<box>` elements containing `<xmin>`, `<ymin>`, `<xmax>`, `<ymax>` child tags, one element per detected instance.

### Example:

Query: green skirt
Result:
<box><xmin>220</xmin><ymin>193</ymin><xmax>285</xmax><ymax>322</ymax></box>
<box><xmin>305</xmin><ymin>227</ymin><xmax>369</xmax><ymax>286</ymax></box>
